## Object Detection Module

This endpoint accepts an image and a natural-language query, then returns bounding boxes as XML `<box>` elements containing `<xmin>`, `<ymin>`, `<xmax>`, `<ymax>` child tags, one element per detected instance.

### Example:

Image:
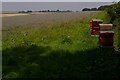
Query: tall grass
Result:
<box><xmin>3</xmin><ymin>11</ymin><xmax>107</xmax><ymax>51</ymax></box>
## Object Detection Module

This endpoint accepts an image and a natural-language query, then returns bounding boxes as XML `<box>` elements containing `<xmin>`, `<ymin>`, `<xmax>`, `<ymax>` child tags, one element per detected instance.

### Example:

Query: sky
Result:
<box><xmin>1</xmin><ymin>0</ymin><xmax>120</xmax><ymax>2</ymax></box>
<box><xmin>2</xmin><ymin>2</ymin><xmax>113</xmax><ymax>11</ymax></box>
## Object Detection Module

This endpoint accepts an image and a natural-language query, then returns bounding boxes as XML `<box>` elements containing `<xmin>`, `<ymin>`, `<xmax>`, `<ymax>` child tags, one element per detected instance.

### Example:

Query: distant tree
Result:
<box><xmin>18</xmin><ymin>11</ymin><xmax>25</xmax><ymax>13</ymax></box>
<box><xmin>27</xmin><ymin>10</ymin><xmax>32</xmax><ymax>13</ymax></box>
<box><xmin>66</xmin><ymin>10</ymin><xmax>72</xmax><ymax>12</ymax></box>
<box><xmin>82</xmin><ymin>8</ymin><xmax>90</xmax><ymax>11</ymax></box>
<box><xmin>91</xmin><ymin>8</ymin><xmax>98</xmax><ymax>11</ymax></box>
<box><xmin>118</xmin><ymin>1</ymin><xmax>120</xmax><ymax>4</ymax></box>
<box><xmin>41</xmin><ymin>10</ymin><xmax>47</xmax><ymax>12</ymax></box>
<box><xmin>56</xmin><ymin>9</ymin><xmax>60</xmax><ymax>12</ymax></box>
<box><xmin>48</xmin><ymin>10</ymin><xmax>50</xmax><ymax>12</ymax></box>
<box><xmin>98</xmin><ymin>5</ymin><xmax>110</xmax><ymax>10</ymax></box>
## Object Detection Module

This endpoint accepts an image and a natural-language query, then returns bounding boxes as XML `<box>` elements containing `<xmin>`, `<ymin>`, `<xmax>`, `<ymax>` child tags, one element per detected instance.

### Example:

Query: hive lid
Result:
<box><xmin>99</xmin><ymin>24</ymin><xmax>113</xmax><ymax>31</ymax></box>
<box><xmin>100</xmin><ymin>31</ymin><xmax>114</xmax><ymax>33</ymax></box>
<box><xmin>92</xmin><ymin>19</ymin><xmax>103</xmax><ymax>22</ymax></box>
<box><xmin>99</xmin><ymin>24</ymin><xmax>113</xmax><ymax>27</ymax></box>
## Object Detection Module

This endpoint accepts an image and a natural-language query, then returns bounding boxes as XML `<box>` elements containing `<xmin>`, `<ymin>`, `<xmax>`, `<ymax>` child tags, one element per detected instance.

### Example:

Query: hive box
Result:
<box><xmin>99</xmin><ymin>24</ymin><xmax>113</xmax><ymax>31</ymax></box>
<box><xmin>98</xmin><ymin>31</ymin><xmax>114</xmax><ymax>47</ymax></box>
<box><xmin>91</xmin><ymin>19</ymin><xmax>103</xmax><ymax>35</ymax></box>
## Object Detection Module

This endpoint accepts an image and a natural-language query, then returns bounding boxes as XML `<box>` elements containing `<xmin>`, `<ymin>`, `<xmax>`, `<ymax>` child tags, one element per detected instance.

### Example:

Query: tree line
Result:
<box><xmin>82</xmin><ymin>5</ymin><xmax>110</xmax><ymax>11</ymax></box>
<box><xmin>18</xmin><ymin>10</ymin><xmax>72</xmax><ymax>13</ymax></box>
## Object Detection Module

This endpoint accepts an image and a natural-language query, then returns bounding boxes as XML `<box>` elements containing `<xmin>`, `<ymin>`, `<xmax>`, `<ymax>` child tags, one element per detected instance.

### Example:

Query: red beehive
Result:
<box><xmin>98</xmin><ymin>31</ymin><xmax>114</xmax><ymax>47</ymax></box>
<box><xmin>91</xmin><ymin>19</ymin><xmax>103</xmax><ymax>35</ymax></box>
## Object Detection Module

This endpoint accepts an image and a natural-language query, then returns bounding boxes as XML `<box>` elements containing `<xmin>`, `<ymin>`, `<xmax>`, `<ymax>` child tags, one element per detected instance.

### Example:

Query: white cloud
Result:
<box><xmin>1</xmin><ymin>0</ymin><xmax>120</xmax><ymax>2</ymax></box>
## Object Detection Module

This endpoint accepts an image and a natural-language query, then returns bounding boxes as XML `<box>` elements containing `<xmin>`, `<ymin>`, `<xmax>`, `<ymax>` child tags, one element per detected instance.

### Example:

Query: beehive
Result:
<box><xmin>99</xmin><ymin>24</ymin><xmax>113</xmax><ymax>31</ymax></box>
<box><xmin>99</xmin><ymin>31</ymin><xmax>114</xmax><ymax>47</ymax></box>
<box><xmin>91</xmin><ymin>19</ymin><xmax>103</xmax><ymax>35</ymax></box>
<box><xmin>92</xmin><ymin>19</ymin><xmax>103</xmax><ymax>27</ymax></box>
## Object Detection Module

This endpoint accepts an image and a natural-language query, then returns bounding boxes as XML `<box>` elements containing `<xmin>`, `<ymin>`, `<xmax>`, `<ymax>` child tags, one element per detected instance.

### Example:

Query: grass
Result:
<box><xmin>118</xmin><ymin>19</ymin><xmax>120</xmax><ymax>49</ymax></box>
<box><xmin>2</xmin><ymin>11</ymin><xmax>120</xmax><ymax>79</ymax></box>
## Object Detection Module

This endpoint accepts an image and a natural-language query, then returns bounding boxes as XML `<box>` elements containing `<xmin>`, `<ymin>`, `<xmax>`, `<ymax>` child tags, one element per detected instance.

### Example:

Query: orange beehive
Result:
<box><xmin>91</xmin><ymin>19</ymin><xmax>103</xmax><ymax>35</ymax></box>
<box><xmin>99</xmin><ymin>31</ymin><xmax>114</xmax><ymax>47</ymax></box>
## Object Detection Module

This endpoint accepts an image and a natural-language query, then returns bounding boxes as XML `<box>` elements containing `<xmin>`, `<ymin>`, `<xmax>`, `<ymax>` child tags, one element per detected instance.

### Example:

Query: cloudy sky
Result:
<box><xmin>2</xmin><ymin>2</ymin><xmax>114</xmax><ymax>11</ymax></box>
<box><xmin>1</xmin><ymin>0</ymin><xmax>120</xmax><ymax>11</ymax></box>
<box><xmin>1</xmin><ymin>0</ymin><xmax>120</xmax><ymax>2</ymax></box>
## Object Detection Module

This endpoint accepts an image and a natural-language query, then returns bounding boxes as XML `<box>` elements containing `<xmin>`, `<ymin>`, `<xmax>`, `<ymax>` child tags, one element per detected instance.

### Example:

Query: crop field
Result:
<box><xmin>1</xmin><ymin>13</ymin><xmax>29</xmax><ymax>17</ymax></box>
<box><xmin>2</xmin><ymin>12</ymin><xmax>98</xmax><ymax>29</ymax></box>
<box><xmin>2</xmin><ymin>11</ymin><xmax>120</xmax><ymax>79</ymax></box>
<box><xmin>1</xmin><ymin>12</ymin><xmax>52</xmax><ymax>18</ymax></box>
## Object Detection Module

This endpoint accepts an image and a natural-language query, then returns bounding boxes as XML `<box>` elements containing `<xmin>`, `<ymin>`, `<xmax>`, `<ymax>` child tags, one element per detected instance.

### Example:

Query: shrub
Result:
<box><xmin>106</xmin><ymin>2</ymin><xmax>120</xmax><ymax>49</ymax></box>
<box><xmin>106</xmin><ymin>2</ymin><xmax>120</xmax><ymax>24</ymax></box>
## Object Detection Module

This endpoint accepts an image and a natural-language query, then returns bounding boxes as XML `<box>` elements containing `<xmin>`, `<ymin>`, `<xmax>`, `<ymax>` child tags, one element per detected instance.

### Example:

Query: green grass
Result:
<box><xmin>3</xmin><ymin>11</ymin><xmax>106</xmax><ymax>51</ymax></box>
<box><xmin>2</xmin><ymin>11</ymin><xmax>120</xmax><ymax>79</ymax></box>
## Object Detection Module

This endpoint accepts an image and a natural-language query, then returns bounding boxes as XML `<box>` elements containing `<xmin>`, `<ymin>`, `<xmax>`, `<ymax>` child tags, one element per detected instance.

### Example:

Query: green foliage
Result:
<box><xmin>98</xmin><ymin>5</ymin><xmax>110</xmax><ymax>11</ymax></box>
<box><xmin>118</xmin><ymin>26</ymin><xmax>120</xmax><ymax>49</ymax></box>
<box><xmin>4</xmin><ymin>72</ymin><xmax>18</xmax><ymax>78</ymax></box>
<box><xmin>106</xmin><ymin>2</ymin><xmax>120</xmax><ymax>48</ymax></box>
<box><xmin>106</xmin><ymin>2</ymin><xmax>120</xmax><ymax>25</ymax></box>
<box><xmin>61</xmin><ymin>35</ymin><xmax>73</xmax><ymax>44</ymax></box>
<box><xmin>82</xmin><ymin>8</ymin><xmax>98</xmax><ymax>11</ymax></box>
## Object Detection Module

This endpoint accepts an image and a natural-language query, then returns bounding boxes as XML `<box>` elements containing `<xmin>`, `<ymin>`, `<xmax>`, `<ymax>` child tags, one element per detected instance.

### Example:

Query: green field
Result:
<box><xmin>2</xmin><ymin>11</ymin><xmax>120</xmax><ymax>79</ymax></box>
